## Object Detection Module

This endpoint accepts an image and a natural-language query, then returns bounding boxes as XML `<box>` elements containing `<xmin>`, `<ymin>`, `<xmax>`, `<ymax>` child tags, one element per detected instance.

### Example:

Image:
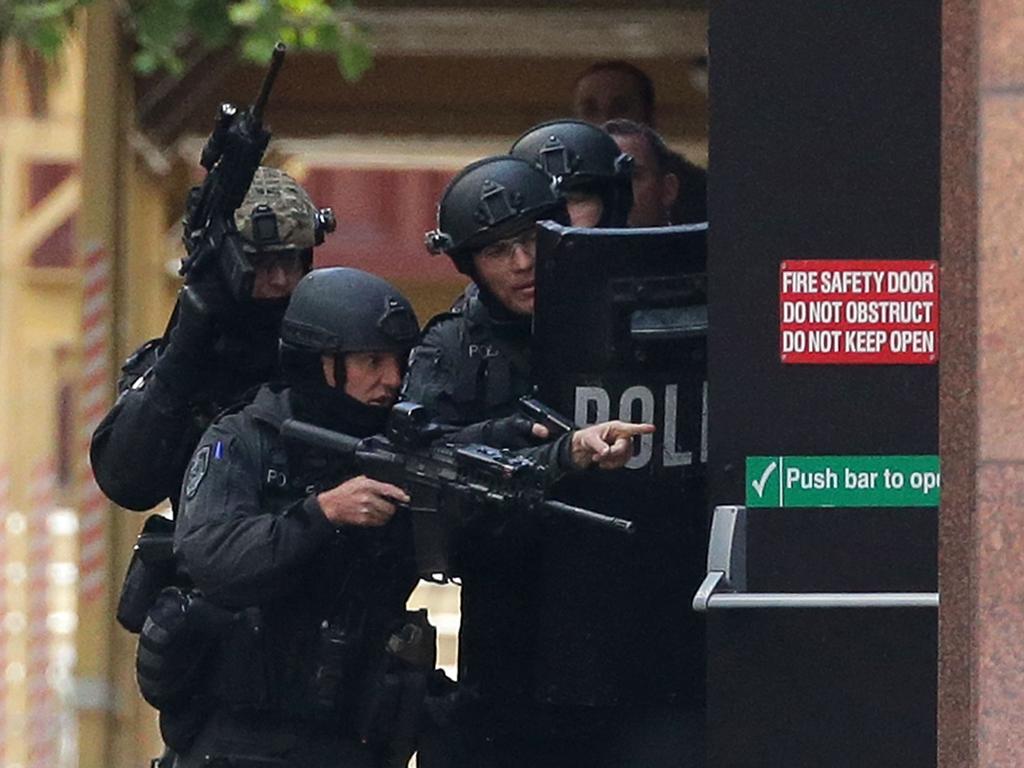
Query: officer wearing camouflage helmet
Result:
<box><xmin>510</xmin><ymin>118</ymin><xmax>633</xmax><ymax>228</ymax></box>
<box><xmin>165</xmin><ymin>268</ymin><xmax>425</xmax><ymax>766</ymax></box>
<box><xmin>91</xmin><ymin>166</ymin><xmax>334</xmax><ymax>513</ymax></box>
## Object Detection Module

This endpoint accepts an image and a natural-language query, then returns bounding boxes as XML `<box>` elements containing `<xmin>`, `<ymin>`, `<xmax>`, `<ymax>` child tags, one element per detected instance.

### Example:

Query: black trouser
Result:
<box><xmin>172</xmin><ymin>710</ymin><xmax>378</xmax><ymax>768</ymax></box>
<box><xmin>417</xmin><ymin>701</ymin><xmax>705</xmax><ymax>768</ymax></box>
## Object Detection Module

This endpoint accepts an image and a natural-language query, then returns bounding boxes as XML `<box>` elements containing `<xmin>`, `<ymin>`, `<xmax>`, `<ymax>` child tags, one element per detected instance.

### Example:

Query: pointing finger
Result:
<box><xmin>608</xmin><ymin>421</ymin><xmax>656</xmax><ymax>438</ymax></box>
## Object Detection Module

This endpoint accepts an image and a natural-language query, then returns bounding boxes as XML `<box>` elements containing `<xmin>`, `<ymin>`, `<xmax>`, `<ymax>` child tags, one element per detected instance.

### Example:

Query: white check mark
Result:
<box><xmin>751</xmin><ymin>461</ymin><xmax>778</xmax><ymax>498</ymax></box>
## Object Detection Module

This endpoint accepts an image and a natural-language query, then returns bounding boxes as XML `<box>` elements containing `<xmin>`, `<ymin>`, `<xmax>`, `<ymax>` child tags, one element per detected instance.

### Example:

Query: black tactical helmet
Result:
<box><xmin>280</xmin><ymin>267</ymin><xmax>420</xmax><ymax>355</ymax></box>
<box><xmin>425</xmin><ymin>155</ymin><xmax>568</xmax><ymax>273</ymax></box>
<box><xmin>234</xmin><ymin>166</ymin><xmax>336</xmax><ymax>255</ymax></box>
<box><xmin>509</xmin><ymin>119</ymin><xmax>633</xmax><ymax>228</ymax></box>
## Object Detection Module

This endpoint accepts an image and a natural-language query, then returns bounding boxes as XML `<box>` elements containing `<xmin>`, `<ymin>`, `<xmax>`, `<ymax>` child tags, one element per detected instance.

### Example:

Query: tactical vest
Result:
<box><xmin>423</xmin><ymin>295</ymin><xmax>533</xmax><ymax>424</ymax></box>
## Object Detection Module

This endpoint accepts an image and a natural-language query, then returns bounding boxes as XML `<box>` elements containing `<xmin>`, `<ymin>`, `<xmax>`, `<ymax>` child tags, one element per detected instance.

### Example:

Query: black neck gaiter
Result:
<box><xmin>472</xmin><ymin>282</ymin><xmax>533</xmax><ymax>343</ymax></box>
<box><xmin>287</xmin><ymin>374</ymin><xmax>390</xmax><ymax>439</ymax></box>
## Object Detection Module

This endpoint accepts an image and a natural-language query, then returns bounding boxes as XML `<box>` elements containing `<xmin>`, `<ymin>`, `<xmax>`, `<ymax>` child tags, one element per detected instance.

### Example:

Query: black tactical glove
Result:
<box><xmin>151</xmin><ymin>279</ymin><xmax>231</xmax><ymax>399</ymax></box>
<box><xmin>444</xmin><ymin>415</ymin><xmax>545</xmax><ymax>449</ymax></box>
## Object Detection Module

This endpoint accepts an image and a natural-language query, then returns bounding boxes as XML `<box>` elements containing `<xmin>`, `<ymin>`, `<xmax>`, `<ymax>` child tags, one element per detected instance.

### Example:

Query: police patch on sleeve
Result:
<box><xmin>185</xmin><ymin>445</ymin><xmax>211</xmax><ymax>499</ymax></box>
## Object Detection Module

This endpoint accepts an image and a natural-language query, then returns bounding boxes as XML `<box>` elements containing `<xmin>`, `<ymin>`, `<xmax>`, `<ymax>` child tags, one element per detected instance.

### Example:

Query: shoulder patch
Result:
<box><xmin>185</xmin><ymin>445</ymin><xmax>211</xmax><ymax>499</ymax></box>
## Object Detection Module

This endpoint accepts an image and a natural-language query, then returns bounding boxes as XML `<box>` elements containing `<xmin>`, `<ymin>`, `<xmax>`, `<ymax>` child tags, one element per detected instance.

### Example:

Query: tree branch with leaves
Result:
<box><xmin>1</xmin><ymin>0</ymin><xmax>372</xmax><ymax>80</ymax></box>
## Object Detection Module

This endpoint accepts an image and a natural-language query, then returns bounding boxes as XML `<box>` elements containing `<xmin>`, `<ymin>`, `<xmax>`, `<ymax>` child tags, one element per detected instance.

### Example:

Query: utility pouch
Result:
<box><xmin>136</xmin><ymin>587</ymin><xmax>236</xmax><ymax>710</ymax></box>
<box><xmin>311</xmin><ymin>619</ymin><xmax>362</xmax><ymax>714</ymax></box>
<box><xmin>354</xmin><ymin>609</ymin><xmax>438</xmax><ymax>764</ymax></box>
<box><xmin>117</xmin><ymin>514</ymin><xmax>176</xmax><ymax>633</ymax></box>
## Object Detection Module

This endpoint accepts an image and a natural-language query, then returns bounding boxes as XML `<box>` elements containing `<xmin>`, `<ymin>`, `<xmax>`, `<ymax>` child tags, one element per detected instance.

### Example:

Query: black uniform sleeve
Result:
<box><xmin>516</xmin><ymin>432</ymin><xmax>576</xmax><ymax>483</ymax></box>
<box><xmin>90</xmin><ymin>284</ymin><xmax>236</xmax><ymax>511</ymax></box>
<box><xmin>174</xmin><ymin>418</ymin><xmax>337</xmax><ymax>608</ymax></box>
<box><xmin>445</xmin><ymin>418</ymin><xmax>574</xmax><ymax>483</ymax></box>
<box><xmin>89</xmin><ymin>348</ymin><xmax>202</xmax><ymax>511</ymax></box>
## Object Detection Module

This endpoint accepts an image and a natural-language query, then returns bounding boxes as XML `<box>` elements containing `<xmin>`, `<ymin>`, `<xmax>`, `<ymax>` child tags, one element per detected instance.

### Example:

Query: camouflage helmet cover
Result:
<box><xmin>234</xmin><ymin>166</ymin><xmax>319</xmax><ymax>252</ymax></box>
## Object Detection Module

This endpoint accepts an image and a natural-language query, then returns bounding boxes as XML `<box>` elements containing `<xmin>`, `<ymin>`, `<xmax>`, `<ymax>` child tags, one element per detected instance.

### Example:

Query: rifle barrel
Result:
<box><xmin>252</xmin><ymin>42</ymin><xmax>287</xmax><ymax>122</ymax></box>
<box><xmin>543</xmin><ymin>499</ymin><xmax>635</xmax><ymax>535</ymax></box>
<box><xmin>281</xmin><ymin>419</ymin><xmax>361</xmax><ymax>456</ymax></box>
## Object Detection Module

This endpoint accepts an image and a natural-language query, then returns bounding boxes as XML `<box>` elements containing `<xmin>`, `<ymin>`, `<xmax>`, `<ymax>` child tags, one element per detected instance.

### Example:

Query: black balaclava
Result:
<box><xmin>281</xmin><ymin>345</ymin><xmax>391</xmax><ymax>438</ymax></box>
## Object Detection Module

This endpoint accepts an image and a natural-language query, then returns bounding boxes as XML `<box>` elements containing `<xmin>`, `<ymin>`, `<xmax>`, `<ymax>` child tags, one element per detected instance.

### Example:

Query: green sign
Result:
<box><xmin>746</xmin><ymin>455</ymin><xmax>940</xmax><ymax>508</ymax></box>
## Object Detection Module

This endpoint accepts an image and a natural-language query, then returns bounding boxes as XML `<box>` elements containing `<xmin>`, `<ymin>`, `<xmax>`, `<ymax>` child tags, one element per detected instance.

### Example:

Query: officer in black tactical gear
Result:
<box><xmin>447</xmin><ymin>126</ymin><xmax>631</xmax><ymax>313</ymax></box>
<box><xmin>90</xmin><ymin>166</ymin><xmax>331</xmax><ymax>512</ymax></box>
<box><xmin>167</xmin><ymin>266</ymin><xmax>646</xmax><ymax>767</ymax></box>
<box><xmin>509</xmin><ymin>118</ymin><xmax>633</xmax><ymax>228</ymax></box>
<box><xmin>407</xmin><ymin>156</ymin><xmax>656</xmax><ymax>768</ymax></box>
<box><xmin>417</xmin><ymin>156</ymin><xmax>563</xmax><ymax>415</ymax></box>
<box><xmin>165</xmin><ymin>268</ymin><xmax>422</xmax><ymax>767</ymax></box>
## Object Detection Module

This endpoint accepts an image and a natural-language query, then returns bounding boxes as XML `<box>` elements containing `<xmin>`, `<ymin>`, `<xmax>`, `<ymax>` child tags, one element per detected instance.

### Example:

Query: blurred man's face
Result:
<box><xmin>565</xmin><ymin>191</ymin><xmax>604</xmax><ymax>227</ymax></box>
<box><xmin>612</xmin><ymin>133</ymin><xmax>678</xmax><ymax>227</ymax></box>
<box><xmin>573</xmin><ymin>70</ymin><xmax>651</xmax><ymax>126</ymax></box>
<box><xmin>250</xmin><ymin>251</ymin><xmax>306</xmax><ymax>299</ymax></box>
<box><xmin>322</xmin><ymin>352</ymin><xmax>404</xmax><ymax>407</ymax></box>
<box><xmin>472</xmin><ymin>226</ymin><xmax>537</xmax><ymax>316</ymax></box>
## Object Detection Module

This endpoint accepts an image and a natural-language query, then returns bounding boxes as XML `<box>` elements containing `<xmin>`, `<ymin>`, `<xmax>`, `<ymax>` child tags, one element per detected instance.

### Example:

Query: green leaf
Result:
<box><xmin>189</xmin><ymin>0</ymin><xmax>233</xmax><ymax>47</ymax></box>
<box><xmin>133</xmin><ymin>0</ymin><xmax>189</xmax><ymax>50</ymax></box>
<box><xmin>132</xmin><ymin>49</ymin><xmax>160</xmax><ymax>74</ymax></box>
<box><xmin>289</xmin><ymin>0</ymin><xmax>333</xmax><ymax>25</ymax></box>
<box><xmin>2</xmin><ymin>0</ymin><xmax>374</xmax><ymax>79</ymax></box>
<box><xmin>298</xmin><ymin>25</ymin><xmax>320</xmax><ymax>48</ymax></box>
<box><xmin>281</xmin><ymin>0</ymin><xmax>315</xmax><ymax>13</ymax></box>
<box><xmin>281</xmin><ymin>27</ymin><xmax>300</xmax><ymax>48</ymax></box>
<box><xmin>28</xmin><ymin>21</ymin><xmax>66</xmax><ymax>59</ymax></box>
<box><xmin>13</xmin><ymin>2</ymin><xmax>69</xmax><ymax>24</ymax></box>
<box><xmin>227</xmin><ymin>0</ymin><xmax>265</xmax><ymax>27</ymax></box>
<box><xmin>316</xmin><ymin>22</ymin><xmax>340</xmax><ymax>48</ymax></box>
<box><xmin>241</xmin><ymin>30</ymin><xmax>280</xmax><ymax>62</ymax></box>
<box><xmin>336</xmin><ymin>31</ymin><xmax>372</xmax><ymax>81</ymax></box>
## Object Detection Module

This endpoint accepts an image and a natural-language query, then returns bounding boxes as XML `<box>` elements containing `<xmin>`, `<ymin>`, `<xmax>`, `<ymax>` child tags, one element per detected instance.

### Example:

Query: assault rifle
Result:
<box><xmin>281</xmin><ymin>402</ymin><xmax>634</xmax><ymax>579</ymax></box>
<box><xmin>179</xmin><ymin>42</ymin><xmax>287</xmax><ymax>301</ymax></box>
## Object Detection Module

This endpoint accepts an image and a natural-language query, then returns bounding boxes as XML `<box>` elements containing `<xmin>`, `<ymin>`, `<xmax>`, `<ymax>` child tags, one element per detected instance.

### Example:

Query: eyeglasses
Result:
<box><xmin>249</xmin><ymin>250</ymin><xmax>307</xmax><ymax>274</ymax></box>
<box><xmin>478</xmin><ymin>228</ymin><xmax>538</xmax><ymax>261</ymax></box>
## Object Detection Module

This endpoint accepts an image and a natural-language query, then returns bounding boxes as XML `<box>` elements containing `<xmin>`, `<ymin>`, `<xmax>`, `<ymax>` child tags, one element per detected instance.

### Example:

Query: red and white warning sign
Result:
<box><xmin>780</xmin><ymin>260</ymin><xmax>939</xmax><ymax>364</ymax></box>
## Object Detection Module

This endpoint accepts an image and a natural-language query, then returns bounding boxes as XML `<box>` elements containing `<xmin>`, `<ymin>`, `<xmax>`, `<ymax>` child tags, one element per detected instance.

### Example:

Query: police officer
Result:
<box><xmin>414</xmin><ymin>156</ymin><xmax>560</xmax><ymax>425</ymax></box>
<box><xmin>446</xmin><ymin>126</ymin><xmax>631</xmax><ymax>314</ymax></box>
<box><xmin>604</xmin><ymin>118</ymin><xmax>707</xmax><ymax>227</ymax></box>
<box><xmin>168</xmin><ymin>268</ymin><xmax>421</xmax><ymax>767</ymax></box>
<box><xmin>90</xmin><ymin>166</ymin><xmax>331</xmax><ymax>512</ymax></box>
<box><xmin>167</xmin><ymin>265</ymin><xmax>641</xmax><ymax>767</ymax></box>
<box><xmin>569</xmin><ymin>60</ymin><xmax>708</xmax><ymax>225</ymax></box>
<box><xmin>509</xmin><ymin>118</ymin><xmax>633</xmax><ymax>228</ymax></box>
<box><xmin>407</xmin><ymin>156</ymin><xmax>654</xmax><ymax>767</ymax></box>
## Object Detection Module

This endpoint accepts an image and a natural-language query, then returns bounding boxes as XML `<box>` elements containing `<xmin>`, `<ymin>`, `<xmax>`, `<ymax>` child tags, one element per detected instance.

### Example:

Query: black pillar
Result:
<box><xmin>706</xmin><ymin>3</ymin><xmax>940</xmax><ymax>766</ymax></box>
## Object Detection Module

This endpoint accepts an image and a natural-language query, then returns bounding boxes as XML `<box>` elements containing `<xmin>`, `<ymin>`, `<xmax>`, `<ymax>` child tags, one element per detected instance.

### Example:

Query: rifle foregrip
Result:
<box><xmin>543</xmin><ymin>500</ymin><xmax>635</xmax><ymax>535</ymax></box>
